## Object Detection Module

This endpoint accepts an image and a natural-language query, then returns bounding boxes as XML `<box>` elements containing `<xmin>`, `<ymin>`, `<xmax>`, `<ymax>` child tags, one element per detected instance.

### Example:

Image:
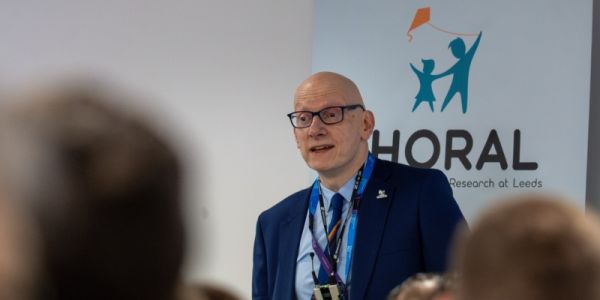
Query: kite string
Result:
<box><xmin>428</xmin><ymin>22</ymin><xmax>478</xmax><ymax>37</ymax></box>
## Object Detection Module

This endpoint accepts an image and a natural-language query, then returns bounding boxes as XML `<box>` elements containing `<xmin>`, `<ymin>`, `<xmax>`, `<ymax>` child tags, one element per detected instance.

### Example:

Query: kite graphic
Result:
<box><xmin>407</xmin><ymin>7</ymin><xmax>478</xmax><ymax>42</ymax></box>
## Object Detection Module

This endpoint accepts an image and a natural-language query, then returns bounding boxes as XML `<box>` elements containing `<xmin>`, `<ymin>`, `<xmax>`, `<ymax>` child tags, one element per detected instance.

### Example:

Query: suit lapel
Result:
<box><xmin>274</xmin><ymin>190</ymin><xmax>310</xmax><ymax>300</ymax></box>
<box><xmin>350</xmin><ymin>159</ymin><xmax>395</xmax><ymax>300</ymax></box>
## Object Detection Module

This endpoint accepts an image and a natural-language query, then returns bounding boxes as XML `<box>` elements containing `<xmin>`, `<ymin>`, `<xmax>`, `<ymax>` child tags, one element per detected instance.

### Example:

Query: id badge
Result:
<box><xmin>313</xmin><ymin>284</ymin><xmax>341</xmax><ymax>300</ymax></box>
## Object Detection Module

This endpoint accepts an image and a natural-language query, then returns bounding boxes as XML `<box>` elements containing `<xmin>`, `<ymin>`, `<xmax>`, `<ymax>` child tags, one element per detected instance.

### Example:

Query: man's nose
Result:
<box><xmin>308</xmin><ymin>115</ymin><xmax>327</xmax><ymax>137</ymax></box>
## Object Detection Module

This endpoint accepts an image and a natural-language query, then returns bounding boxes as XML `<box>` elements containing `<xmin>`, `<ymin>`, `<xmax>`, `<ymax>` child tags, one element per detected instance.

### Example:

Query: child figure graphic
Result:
<box><xmin>410</xmin><ymin>59</ymin><xmax>442</xmax><ymax>112</ymax></box>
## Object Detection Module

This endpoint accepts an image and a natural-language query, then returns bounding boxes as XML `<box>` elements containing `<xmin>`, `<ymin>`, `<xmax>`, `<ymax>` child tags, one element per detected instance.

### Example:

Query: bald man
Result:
<box><xmin>252</xmin><ymin>72</ymin><xmax>465</xmax><ymax>300</ymax></box>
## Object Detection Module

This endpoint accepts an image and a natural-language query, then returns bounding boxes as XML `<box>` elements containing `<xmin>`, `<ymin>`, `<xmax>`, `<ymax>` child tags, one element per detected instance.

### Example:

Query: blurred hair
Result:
<box><xmin>0</xmin><ymin>192</ymin><xmax>38</xmax><ymax>300</ymax></box>
<box><xmin>387</xmin><ymin>273</ymin><xmax>455</xmax><ymax>300</ymax></box>
<box><xmin>454</xmin><ymin>194</ymin><xmax>600</xmax><ymax>300</ymax></box>
<box><xmin>181</xmin><ymin>282</ymin><xmax>241</xmax><ymax>300</ymax></box>
<box><xmin>0</xmin><ymin>83</ymin><xmax>184</xmax><ymax>300</ymax></box>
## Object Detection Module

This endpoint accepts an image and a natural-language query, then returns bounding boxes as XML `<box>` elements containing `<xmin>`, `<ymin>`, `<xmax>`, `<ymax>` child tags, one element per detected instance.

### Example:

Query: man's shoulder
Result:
<box><xmin>258</xmin><ymin>187</ymin><xmax>310</xmax><ymax>222</ymax></box>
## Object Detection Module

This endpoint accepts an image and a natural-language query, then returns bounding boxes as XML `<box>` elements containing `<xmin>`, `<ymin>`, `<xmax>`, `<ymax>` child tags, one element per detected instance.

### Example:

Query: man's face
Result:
<box><xmin>293</xmin><ymin>84</ymin><xmax>372</xmax><ymax>178</ymax></box>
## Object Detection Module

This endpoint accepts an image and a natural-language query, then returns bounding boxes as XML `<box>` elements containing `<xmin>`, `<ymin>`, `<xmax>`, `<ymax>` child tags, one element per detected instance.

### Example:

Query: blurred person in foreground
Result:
<box><xmin>181</xmin><ymin>283</ymin><xmax>242</xmax><ymax>300</ymax></box>
<box><xmin>253</xmin><ymin>72</ymin><xmax>465</xmax><ymax>300</ymax></box>
<box><xmin>454</xmin><ymin>195</ymin><xmax>600</xmax><ymax>300</ymax></box>
<box><xmin>0</xmin><ymin>83</ymin><xmax>186</xmax><ymax>300</ymax></box>
<box><xmin>387</xmin><ymin>273</ymin><xmax>455</xmax><ymax>300</ymax></box>
<box><xmin>0</xmin><ymin>188</ymin><xmax>39</xmax><ymax>300</ymax></box>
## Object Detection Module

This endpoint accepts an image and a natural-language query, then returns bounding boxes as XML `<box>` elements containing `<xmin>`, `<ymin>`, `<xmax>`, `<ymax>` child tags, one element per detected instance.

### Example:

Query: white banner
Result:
<box><xmin>313</xmin><ymin>0</ymin><xmax>593</xmax><ymax>221</ymax></box>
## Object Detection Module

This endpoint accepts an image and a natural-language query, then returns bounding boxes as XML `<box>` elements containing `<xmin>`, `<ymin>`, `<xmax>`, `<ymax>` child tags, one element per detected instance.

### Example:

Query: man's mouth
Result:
<box><xmin>310</xmin><ymin>144</ymin><xmax>334</xmax><ymax>152</ymax></box>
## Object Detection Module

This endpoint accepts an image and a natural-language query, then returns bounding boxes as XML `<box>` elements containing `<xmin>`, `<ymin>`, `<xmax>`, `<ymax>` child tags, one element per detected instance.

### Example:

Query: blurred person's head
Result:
<box><xmin>177</xmin><ymin>282</ymin><xmax>241</xmax><ymax>300</ymax></box>
<box><xmin>387</xmin><ymin>273</ymin><xmax>455</xmax><ymax>300</ymax></box>
<box><xmin>0</xmin><ymin>82</ymin><xmax>184</xmax><ymax>300</ymax></box>
<box><xmin>455</xmin><ymin>195</ymin><xmax>600</xmax><ymax>300</ymax></box>
<box><xmin>0</xmin><ymin>189</ymin><xmax>38</xmax><ymax>300</ymax></box>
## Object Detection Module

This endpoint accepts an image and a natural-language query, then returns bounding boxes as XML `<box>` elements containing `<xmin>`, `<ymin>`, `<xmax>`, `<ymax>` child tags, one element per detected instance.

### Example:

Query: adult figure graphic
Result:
<box><xmin>252</xmin><ymin>72</ymin><xmax>465</xmax><ymax>300</ymax></box>
<box><xmin>438</xmin><ymin>32</ymin><xmax>482</xmax><ymax>113</ymax></box>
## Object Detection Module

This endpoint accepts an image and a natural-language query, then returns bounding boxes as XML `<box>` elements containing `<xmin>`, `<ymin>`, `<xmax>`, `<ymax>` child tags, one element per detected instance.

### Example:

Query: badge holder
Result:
<box><xmin>313</xmin><ymin>284</ymin><xmax>341</xmax><ymax>300</ymax></box>
<box><xmin>310</xmin><ymin>254</ymin><xmax>344</xmax><ymax>300</ymax></box>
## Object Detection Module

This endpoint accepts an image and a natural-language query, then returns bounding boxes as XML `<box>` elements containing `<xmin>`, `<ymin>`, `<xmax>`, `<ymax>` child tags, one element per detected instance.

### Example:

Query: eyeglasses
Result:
<box><xmin>287</xmin><ymin>104</ymin><xmax>365</xmax><ymax>128</ymax></box>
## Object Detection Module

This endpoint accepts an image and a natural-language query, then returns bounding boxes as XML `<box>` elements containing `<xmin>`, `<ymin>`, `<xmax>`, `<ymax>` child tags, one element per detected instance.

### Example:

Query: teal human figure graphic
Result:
<box><xmin>410</xmin><ymin>59</ymin><xmax>443</xmax><ymax>112</ymax></box>
<box><xmin>438</xmin><ymin>31</ymin><xmax>482</xmax><ymax>113</ymax></box>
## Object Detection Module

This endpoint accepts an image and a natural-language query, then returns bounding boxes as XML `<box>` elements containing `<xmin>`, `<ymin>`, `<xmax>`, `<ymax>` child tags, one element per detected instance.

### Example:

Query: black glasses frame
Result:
<box><xmin>287</xmin><ymin>104</ymin><xmax>365</xmax><ymax>128</ymax></box>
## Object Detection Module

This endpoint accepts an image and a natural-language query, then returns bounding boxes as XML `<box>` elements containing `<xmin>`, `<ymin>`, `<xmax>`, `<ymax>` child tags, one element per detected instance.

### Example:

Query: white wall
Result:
<box><xmin>0</xmin><ymin>1</ymin><xmax>314</xmax><ymax>297</ymax></box>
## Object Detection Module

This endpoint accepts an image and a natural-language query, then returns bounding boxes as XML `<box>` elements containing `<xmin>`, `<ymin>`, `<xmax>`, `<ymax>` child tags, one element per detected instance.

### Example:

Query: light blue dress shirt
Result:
<box><xmin>295</xmin><ymin>175</ymin><xmax>356</xmax><ymax>300</ymax></box>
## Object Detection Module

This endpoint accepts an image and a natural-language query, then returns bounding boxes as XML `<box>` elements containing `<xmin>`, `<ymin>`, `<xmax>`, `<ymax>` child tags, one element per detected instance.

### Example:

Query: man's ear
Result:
<box><xmin>361</xmin><ymin>110</ymin><xmax>375</xmax><ymax>140</ymax></box>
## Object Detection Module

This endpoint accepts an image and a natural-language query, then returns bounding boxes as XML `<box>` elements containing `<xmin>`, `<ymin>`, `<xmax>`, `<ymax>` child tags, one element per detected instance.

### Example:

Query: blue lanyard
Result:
<box><xmin>308</xmin><ymin>153</ymin><xmax>376</xmax><ymax>282</ymax></box>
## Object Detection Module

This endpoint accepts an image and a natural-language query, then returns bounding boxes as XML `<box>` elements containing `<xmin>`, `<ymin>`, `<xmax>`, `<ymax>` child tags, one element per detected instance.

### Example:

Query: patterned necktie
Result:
<box><xmin>318</xmin><ymin>193</ymin><xmax>345</xmax><ymax>284</ymax></box>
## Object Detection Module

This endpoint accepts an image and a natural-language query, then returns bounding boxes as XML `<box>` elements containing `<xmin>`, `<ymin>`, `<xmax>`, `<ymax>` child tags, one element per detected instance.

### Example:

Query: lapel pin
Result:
<box><xmin>376</xmin><ymin>189</ymin><xmax>388</xmax><ymax>199</ymax></box>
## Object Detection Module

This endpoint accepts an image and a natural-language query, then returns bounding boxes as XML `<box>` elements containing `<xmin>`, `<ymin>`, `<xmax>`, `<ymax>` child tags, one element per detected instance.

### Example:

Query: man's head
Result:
<box><xmin>0</xmin><ymin>83</ymin><xmax>184</xmax><ymax>300</ymax></box>
<box><xmin>291</xmin><ymin>72</ymin><xmax>374</xmax><ymax>182</ymax></box>
<box><xmin>455</xmin><ymin>195</ymin><xmax>600</xmax><ymax>300</ymax></box>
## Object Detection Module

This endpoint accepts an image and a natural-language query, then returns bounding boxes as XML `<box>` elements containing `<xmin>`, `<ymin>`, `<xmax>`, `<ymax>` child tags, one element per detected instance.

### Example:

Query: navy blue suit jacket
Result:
<box><xmin>252</xmin><ymin>158</ymin><xmax>465</xmax><ymax>300</ymax></box>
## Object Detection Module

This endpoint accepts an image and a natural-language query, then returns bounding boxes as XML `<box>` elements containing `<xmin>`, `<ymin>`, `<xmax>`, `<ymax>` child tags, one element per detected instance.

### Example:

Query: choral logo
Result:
<box><xmin>407</xmin><ymin>7</ymin><xmax>482</xmax><ymax>114</ymax></box>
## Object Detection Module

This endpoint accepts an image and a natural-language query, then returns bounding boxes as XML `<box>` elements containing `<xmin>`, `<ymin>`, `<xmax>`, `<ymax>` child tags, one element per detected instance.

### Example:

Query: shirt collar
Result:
<box><xmin>319</xmin><ymin>174</ymin><xmax>356</xmax><ymax>211</ymax></box>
